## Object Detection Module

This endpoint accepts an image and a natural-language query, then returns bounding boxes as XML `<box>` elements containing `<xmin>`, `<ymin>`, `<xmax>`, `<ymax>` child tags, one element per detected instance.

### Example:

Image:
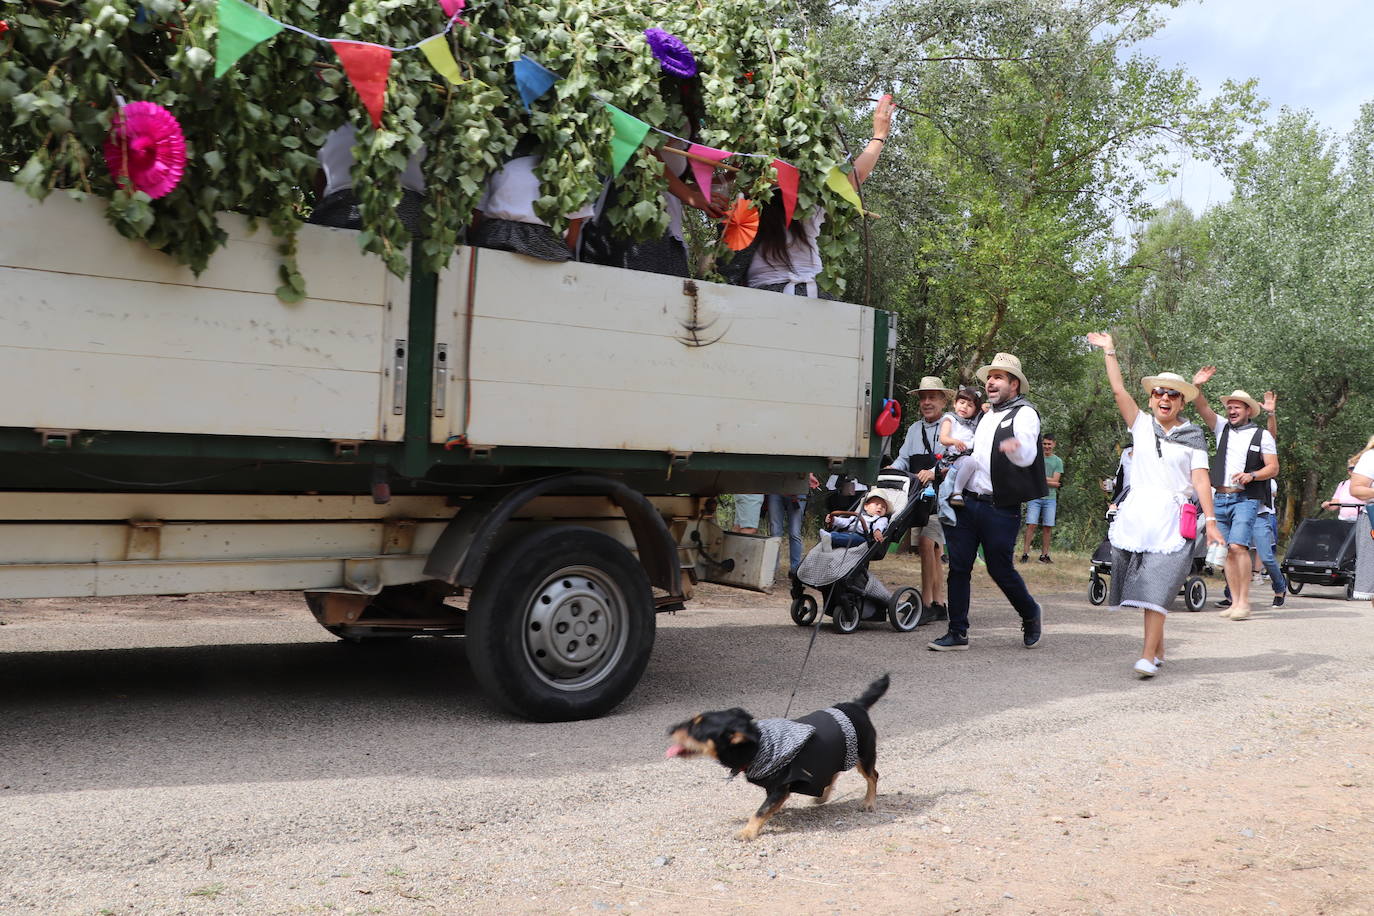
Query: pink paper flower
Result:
<box><xmin>439</xmin><ymin>0</ymin><xmax>465</xmax><ymax>20</ymax></box>
<box><xmin>104</xmin><ymin>101</ymin><xmax>187</xmax><ymax>199</ymax></box>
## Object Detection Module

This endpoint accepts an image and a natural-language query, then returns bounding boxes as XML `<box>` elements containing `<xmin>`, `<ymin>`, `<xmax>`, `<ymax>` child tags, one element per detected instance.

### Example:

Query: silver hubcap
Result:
<box><xmin>523</xmin><ymin>566</ymin><xmax>627</xmax><ymax>690</ymax></box>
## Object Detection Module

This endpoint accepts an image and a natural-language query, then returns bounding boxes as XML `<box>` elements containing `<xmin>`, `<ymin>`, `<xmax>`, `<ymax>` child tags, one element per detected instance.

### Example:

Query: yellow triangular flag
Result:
<box><xmin>419</xmin><ymin>35</ymin><xmax>466</xmax><ymax>85</ymax></box>
<box><xmin>824</xmin><ymin>164</ymin><xmax>866</xmax><ymax>214</ymax></box>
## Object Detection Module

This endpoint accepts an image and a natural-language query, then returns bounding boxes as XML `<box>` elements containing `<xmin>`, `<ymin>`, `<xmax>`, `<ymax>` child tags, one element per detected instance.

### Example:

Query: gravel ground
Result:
<box><xmin>1</xmin><ymin>562</ymin><xmax>1371</xmax><ymax>915</ymax></box>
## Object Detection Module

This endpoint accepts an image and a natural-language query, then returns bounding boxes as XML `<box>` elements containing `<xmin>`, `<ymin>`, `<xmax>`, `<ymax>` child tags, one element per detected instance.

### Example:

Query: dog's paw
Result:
<box><xmin>735</xmin><ymin>827</ymin><xmax>758</xmax><ymax>842</ymax></box>
<box><xmin>862</xmin><ymin>800</ymin><xmax>877</xmax><ymax>813</ymax></box>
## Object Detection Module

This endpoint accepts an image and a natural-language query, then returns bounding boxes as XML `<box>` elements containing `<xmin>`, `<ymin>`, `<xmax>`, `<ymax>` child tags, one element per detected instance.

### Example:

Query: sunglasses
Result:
<box><xmin>1151</xmin><ymin>387</ymin><xmax>1184</xmax><ymax>400</ymax></box>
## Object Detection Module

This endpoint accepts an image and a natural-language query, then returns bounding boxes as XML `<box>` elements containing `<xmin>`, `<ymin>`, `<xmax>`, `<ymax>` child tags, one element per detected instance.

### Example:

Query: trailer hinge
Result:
<box><xmin>332</xmin><ymin>439</ymin><xmax>363</xmax><ymax>458</ymax></box>
<box><xmin>467</xmin><ymin>445</ymin><xmax>494</xmax><ymax>461</ymax></box>
<box><xmin>433</xmin><ymin>342</ymin><xmax>449</xmax><ymax>418</ymax></box>
<box><xmin>36</xmin><ymin>428</ymin><xmax>79</xmax><ymax>448</ymax></box>
<box><xmin>827</xmin><ymin>457</ymin><xmax>846</xmax><ymax>471</ymax></box>
<box><xmin>391</xmin><ymin>338</ymin><xmax>407</xmax><ymax>416</ymax></box>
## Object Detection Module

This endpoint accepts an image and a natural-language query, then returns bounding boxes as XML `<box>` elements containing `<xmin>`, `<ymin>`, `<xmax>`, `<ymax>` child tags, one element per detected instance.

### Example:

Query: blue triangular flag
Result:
<box><xmin>513</xmin><ymin>55</ymin><xmax>559</xmax><ymax>110</ymax></box>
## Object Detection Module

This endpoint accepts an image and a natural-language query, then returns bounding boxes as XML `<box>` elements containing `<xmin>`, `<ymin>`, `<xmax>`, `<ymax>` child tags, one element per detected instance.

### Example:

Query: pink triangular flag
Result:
<box><xmin>686</xmin><ymin>143</ymin><xmax>731</xmax><ymax>201</ymax></box>
<box><xmin>772</xmin><ymin>159</ymin><xmax>800</xmax><ymax>225</ymax></box>
<box><xmin>331</xmin><ymin>41</ymin><xmax>392</xmax><ymax>128</ymax></box>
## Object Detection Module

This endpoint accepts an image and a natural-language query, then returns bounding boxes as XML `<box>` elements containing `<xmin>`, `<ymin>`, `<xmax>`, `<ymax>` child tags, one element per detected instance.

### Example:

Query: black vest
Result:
<box><xmin>1210</xmin><ymin>423</ymin><xmax>1269</xmax><ymax>503</ymax></box>
<box><xmin>989</xmin><ymin>401</ymin><xmax>1048</xmax><ymax>508</ymax></box>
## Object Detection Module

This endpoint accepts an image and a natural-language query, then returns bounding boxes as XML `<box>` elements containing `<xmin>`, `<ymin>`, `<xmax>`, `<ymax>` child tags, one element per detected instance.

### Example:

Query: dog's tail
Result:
<box><xmin>855</xmin><ymin>673</ymin><xmax>890</xmax><ymax>709</ymax></box>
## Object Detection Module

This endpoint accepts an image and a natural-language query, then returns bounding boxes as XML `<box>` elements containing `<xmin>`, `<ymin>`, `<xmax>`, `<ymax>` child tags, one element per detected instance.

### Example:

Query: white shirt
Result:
<box><xmin>1353</xmin><ymin>450</ymin><xmax>1374</xmax><ymax>492</ymax></box>
<box><xmin>746</xmin><ymin>208</ymin><xmax>825</xmax><ymax>294</ymax></box>
<box><xmin>1111</xmin><ymin>412</ymin><xmax>1210</xmax><ymax>553</ymax></box>
<box><xmin>964</xmin><ymin>399</ymin><xmax>1041</xmax><ymax>496</ymax></box>
<box><xmin>941</xmin><ymin>411</ymin><xmax>978</xmax><ymax>450</ymax></box>
<box><xmin>478</xmin><ymin>156</ymin><xmax>597</xmax><ymax>225</ymax></box>
<box><xmin>1210</xmin><ymin>418</ymin><xmax>1276</xmax><ymax>488</ymax></box>
<box><xmin>319</xmin><ymin>126</ymin><xmax>426</xmax><ymax>196</ymax></box>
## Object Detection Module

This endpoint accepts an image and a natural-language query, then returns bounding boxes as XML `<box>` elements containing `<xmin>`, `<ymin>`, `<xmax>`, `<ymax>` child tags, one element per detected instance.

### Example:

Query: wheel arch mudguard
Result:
<box><xmin>422</xmin><ymin>473</ymin><xmax>683</xmax><ymax>599</ymax></box>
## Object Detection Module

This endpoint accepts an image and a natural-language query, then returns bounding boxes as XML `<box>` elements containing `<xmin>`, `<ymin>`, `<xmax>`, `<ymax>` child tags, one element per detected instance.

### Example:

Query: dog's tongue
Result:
<box><xmin>665</xmin><ymin>744</ymin><xmax>685</xmax><ymax>758</ymax></box>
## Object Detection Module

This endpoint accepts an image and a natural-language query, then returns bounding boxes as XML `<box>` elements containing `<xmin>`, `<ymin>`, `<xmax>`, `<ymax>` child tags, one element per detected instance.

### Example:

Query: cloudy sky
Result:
<box><xmin>1136</xmin><ymin>0</ymin><xmax>1373</xmax><ymax>214</ymax></box>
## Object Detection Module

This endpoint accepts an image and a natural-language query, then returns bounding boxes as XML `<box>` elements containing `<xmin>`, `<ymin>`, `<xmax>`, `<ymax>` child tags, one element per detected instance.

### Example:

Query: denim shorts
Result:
<box><xmin>1024</xmin><ymin>496</ymin><xmax>1057</xmax><ymax>527</ymax></box>
<box><xmin>733</xmin><ymin>494</ymin><xmax>764</xmax><ymax>529</ymax></box>
<box><xmin>1214</xmin><ymin>493</ymin><xmax>1260</xmax><ymax>547</ymax></box>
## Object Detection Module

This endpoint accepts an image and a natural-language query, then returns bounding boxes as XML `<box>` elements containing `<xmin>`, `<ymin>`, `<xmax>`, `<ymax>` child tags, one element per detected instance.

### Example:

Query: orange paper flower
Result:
<box><xmin>723</xmin><ymin>197</ymin><xmax>759</xmax><ymax>251</ymax></box>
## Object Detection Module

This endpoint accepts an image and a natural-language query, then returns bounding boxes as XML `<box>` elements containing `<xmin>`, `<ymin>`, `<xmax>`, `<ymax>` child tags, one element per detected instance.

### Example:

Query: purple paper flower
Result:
<box><xmin>644</xmin><ymin>28</ymin><xmax>697</xmax><ymax>79</ymax></box>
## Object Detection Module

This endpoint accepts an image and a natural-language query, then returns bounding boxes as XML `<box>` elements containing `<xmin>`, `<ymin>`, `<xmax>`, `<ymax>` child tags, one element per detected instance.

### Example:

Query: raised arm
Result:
<box><xmin>1086</xmin><ymin>332</ymin><xmax>1139</xmax><ymax>427</ymax></box>
<box><xmin>850</xmin><ymin>95</ymin><xmax>894</xmax><ymax>187</ymax></box>
<box><xmin>1191</xmin><ymin>366</ymin><xmax>1219</xmax><ymax>429</ymax></box>
<box><xmin>1264</xmin><ymin>390</ymin><xmax>1278</xmax><ymax>439</ymax></box>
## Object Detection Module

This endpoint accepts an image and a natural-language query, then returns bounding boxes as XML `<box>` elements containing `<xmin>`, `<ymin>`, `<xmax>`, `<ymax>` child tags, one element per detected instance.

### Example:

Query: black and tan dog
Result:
<box><xmin>665</xmin><ymin>674</ymin><xmax>889</xmax><ymax>840</ymax></box>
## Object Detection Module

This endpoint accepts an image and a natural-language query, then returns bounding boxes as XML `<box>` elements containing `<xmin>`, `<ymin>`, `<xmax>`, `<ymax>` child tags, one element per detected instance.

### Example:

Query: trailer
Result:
<box><xmin>0</xmin><ymin>180</ymin><xmax>891</xmax><ymax>720</ymax></box>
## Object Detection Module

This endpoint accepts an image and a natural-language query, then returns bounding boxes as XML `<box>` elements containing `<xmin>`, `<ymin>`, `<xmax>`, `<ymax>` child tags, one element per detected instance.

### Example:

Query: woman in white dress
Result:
<box><xmin>1087</xmin><ymin>332</ymin><xmax>1224</xmax><ymax>678</ymax></box>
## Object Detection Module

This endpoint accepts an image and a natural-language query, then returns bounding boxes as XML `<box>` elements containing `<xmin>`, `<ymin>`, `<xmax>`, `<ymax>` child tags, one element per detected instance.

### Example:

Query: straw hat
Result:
<box><xmin>906</xmin><ymin>376</ymin><xmax>954</xmax><ymax>399</ymax></box>
<box><xmin>976</xmin><ymin>352</ymin><xmax>1029</xmax><ymax>393</ymax></box>
<box><xmin>1140</xmin><ymin>371</ymin><xmax>1199</xmax><ymax>403</ymax></box>
<box><xmin>1221</xmin><ymin>389</ymin><xmax>1263</xmax><ymax>417</ymax></box>
<box><xmin>865</xmin><ymin>486</ymin><xmax>908</xmax><ymax>519</ymax></box>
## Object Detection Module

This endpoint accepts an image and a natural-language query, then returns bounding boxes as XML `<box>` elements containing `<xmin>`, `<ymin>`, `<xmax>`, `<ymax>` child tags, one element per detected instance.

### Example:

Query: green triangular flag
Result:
<box><xmin>604</xmin><ymin>103</ymin><xmax>651</xmax><ymax>177</ymax></box>
<box><xmin>215</xmin><ymin>0</ymin><xmax>285</xmax><ymax>78</ymax></box>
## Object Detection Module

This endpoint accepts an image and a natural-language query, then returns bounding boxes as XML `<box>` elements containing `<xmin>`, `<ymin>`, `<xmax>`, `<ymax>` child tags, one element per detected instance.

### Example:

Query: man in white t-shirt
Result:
<box><xmin>1191</xmin><ymin>369</ymin><xmax>1279</xmax><ymax>620</ymax></box>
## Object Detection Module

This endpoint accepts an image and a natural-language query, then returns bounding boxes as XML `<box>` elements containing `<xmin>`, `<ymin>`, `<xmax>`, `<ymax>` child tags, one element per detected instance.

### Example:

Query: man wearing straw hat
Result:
<box><xmin>891</xmin><ymin>376</ymin><xmax>956</xmax><ymax>624</ymax></box>
<box><xmin>929</xmin><ymin>353</ymin><xmax>1046</xmax><ymax>651</ymax></box>
<box><xmin>1189</xmin><ymin>368</ymin><xmax>1279</xmax><ymax>621</ymax></box>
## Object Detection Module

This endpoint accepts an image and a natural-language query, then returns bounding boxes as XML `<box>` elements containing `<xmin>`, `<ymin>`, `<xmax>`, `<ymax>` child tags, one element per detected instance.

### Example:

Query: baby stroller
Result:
<box><xmin>788</xmin><ymin>470</ymin><xmax>935</xmax><ymax>633</ymax></box>
<box><xmin>1087</xmin><ymin>512</ymin><xmax>1209</xmax><ymax>611</ymax></box>
<box><xmin>1281</xmin><ymin>507</ymin><xmax>1361</xmax><ymax>599</ymax></box>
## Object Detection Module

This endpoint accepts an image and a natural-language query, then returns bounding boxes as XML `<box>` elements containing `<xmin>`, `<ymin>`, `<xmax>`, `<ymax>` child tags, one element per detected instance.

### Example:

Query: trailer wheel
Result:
<box><xmin>1184</xmin><ymin>576</ymin><xmax>1207</xmax><ymax>612</ymax></box>
<box><xmin>1088</xmin><ymin>575</ymin><xmax>1107</xmax><ymax>606</ymax></box>
<box><xmin>465</xmin><ymin>526</ymin><xmax>654</xmax><ymax>721</ymax></box>
<box><xmin>790</xmin><ymin>594</ymin><xmax>819</xmax><ymax>627</ymax></box>
<box><xmin>1287</xmin><ymin>580</ymin><xmax>1303</xmax><ymax>595</ymax></box>
<box><xmin>887</xmin><ymin>587</ymin><xmax>922</xmax><ymax>632</ymax></box>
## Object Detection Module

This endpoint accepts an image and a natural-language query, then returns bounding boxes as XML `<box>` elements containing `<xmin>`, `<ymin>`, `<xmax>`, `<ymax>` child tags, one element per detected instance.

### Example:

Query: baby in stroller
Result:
<box><xmin>824</xmin><ymin>492</ymin><xmax>892</xmax><ymax>548</ymax></box>
<box><xmin>936</xmin><ymin>386</ymin><xmax>985</xmax><ymax>524</ymax></box>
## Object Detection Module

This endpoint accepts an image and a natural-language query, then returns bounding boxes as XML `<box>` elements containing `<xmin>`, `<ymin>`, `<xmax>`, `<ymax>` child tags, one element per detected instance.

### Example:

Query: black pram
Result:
<box><xmin>789</xmin><ymin>470</ymin><xmax>935</xmax><ymax>633</ymax></box>
<box><xmin>1281</xmin><ymin>508</ymin><xmax>1362</xmax><ymax>599</ymax></box>
<box><xmin>1087</xmin><ymin>510</ymin><xmax>1209</xmax><ymax>611</ymax></box>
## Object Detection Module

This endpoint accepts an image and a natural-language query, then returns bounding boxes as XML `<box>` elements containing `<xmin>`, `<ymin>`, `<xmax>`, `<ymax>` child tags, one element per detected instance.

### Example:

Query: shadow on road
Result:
<box><xmin>0</xmin><ymin>593</ymin><xmax>1344</xmax><ymax>796</ymax></box>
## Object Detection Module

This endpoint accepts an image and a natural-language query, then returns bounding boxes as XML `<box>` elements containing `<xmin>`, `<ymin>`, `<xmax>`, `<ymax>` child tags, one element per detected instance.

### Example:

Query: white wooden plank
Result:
<box><xmin>2</xmin><ymin>268</ymin><xmax>385</xmax><ymax>371</ymax></box>
<box><xmin>0</xmin><ymin>347</ymin><xmax>382</xmax><ymax>439</ymax></box>
<box><xmin>467</xmin><ymin>317</ymin><xmax>861</xmax><ymax>408</ymax></box>
<box><xmin>465</xmin><ymin>379</ymin><xmax>861</xmax><ymax>454</ymax></box>
<box><xmin>0</xmin><ymin>493</ymin><xmax>455</xmax><ymax>522</ymax></box>
<box><xmin>430</xmin><ymin>248</ymin><xmax>474</xmax><ymax>444</ymax></box>
<box><xmin>469</xmin><ymin>249</ymin><xmax>863</xmax><ymax>355</ymax></box>
<box><xmin>0</xmin><ymin>181</ymin><xmax>388</xmax><ymax>305</ymax></box>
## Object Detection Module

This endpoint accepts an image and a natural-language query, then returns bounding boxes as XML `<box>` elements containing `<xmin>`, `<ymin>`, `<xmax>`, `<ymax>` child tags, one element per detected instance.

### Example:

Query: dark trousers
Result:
<box><xmin>944</xmin><ymin>497</ymin><xmax>1040</xmax><ymax>635</ymax></box>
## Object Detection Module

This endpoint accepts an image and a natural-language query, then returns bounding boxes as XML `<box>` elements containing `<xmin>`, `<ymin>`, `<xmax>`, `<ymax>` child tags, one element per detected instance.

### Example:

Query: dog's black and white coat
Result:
<box><xmin>666</xmin><ymin>675</ymin><xmax>889</xmax><ymax>840</ymax></box>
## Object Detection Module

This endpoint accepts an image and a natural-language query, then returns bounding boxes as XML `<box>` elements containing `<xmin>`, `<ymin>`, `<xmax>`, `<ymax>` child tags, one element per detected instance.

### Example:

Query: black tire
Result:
<box><xmin>887</xmin><ymin>586</ymin><xmax>922</xmax><ymax>632</ymax></box>
<box><xmin>832</xmin><ymin>595</ymin><xmax>862</xmax><ymax>634</ymax></box>
<box><xmin>790</xmin><ymin>594</ymin><xmax>819</xmax><ymax>627</ymax></box>
<box><xmin>1288</xmin><ymin>579</ymin><xmax>1303</xmax><ymax>595</ymax></box>
<box><xmin>1184</xmin><ymin>576</ymin><xmax>1207</xmax><ymax>612</ymax></box>
<box><xmin>465</xmin><ymin>526</ymin><xmax>655</xmax><ymax>721</ymax></box>
<box><xmin>1088</xmin><ymin>575</ymin><xmax>1107</xmax><ymax>606</ymax></box>
<box><xmin>1345</xmin><ymin>579</ymin><xmax>1356</xmax><ymax>601</ymax></box>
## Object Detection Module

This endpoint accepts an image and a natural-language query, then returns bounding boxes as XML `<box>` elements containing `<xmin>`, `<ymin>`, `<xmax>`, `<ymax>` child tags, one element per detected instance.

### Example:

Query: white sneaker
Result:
<box><xmin>1133</xmin><ymin>658</ymin><xmax>1158</xmax><ymax>678</ymax></box>
<box><xmin>1153</xmin><ymin>657</ymin><xmax>1164</xmax><ymax>667</ymax></box>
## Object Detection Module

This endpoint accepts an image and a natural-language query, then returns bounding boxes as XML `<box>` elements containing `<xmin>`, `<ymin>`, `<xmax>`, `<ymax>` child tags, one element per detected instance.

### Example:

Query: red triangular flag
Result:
<box><xmin>331</xmin><ymin>40</ymin><xmax>391</xmax><ymax>128</ymax></box>
<box><xmin>686</xmin><ymin>143</ymin><xmax>731</xmax><ymax>203</ymax></box>
<box><xmin>772</xmin><ymin>159</ymin><xmax>800</xmax><ymax>225</ymax></box>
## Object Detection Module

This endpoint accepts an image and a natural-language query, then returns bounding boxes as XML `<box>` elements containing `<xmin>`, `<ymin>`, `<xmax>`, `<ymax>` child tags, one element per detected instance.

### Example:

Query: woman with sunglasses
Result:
<box><xmin>1086</xmin><ymin>332</ymin><xmax>1225</xmax><ymax>677</ymax></box>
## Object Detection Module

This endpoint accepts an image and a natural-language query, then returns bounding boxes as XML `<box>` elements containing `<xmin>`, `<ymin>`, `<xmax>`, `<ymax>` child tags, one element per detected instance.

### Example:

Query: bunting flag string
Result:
<box><xmin>208</xmin><ymin>1</ymin><xmax>870</xmax><ymax>220</ymax></box>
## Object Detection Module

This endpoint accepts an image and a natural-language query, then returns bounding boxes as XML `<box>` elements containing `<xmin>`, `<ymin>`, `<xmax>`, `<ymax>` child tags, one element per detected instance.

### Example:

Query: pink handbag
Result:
<box><xmin>1179</xmin><ymin>503</ymin><xmax>1199</xmax><ymax>540</ymax></box>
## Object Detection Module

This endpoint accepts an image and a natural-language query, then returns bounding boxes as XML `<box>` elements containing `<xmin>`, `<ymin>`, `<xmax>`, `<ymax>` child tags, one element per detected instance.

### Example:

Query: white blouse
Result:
<box><xmin>746</xmin><ymin>208</ymin><xmax>825</xmax><ymax>294</ymax></box>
